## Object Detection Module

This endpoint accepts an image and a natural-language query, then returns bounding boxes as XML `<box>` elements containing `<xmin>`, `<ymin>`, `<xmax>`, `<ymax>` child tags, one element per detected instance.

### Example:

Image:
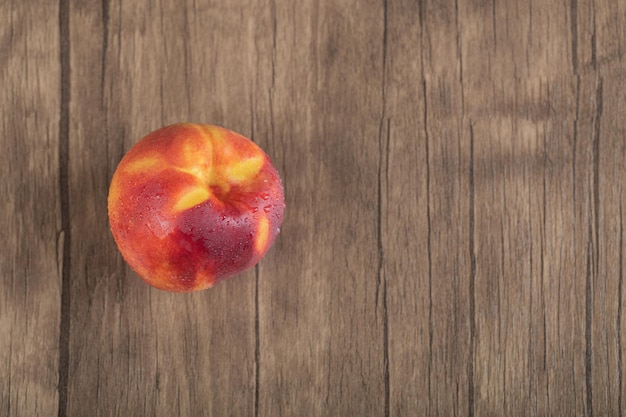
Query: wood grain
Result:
<box><xmin>0</xmin><ymin>1</ymin><xmax>62</xmax><ymax>416</ymax></box>
<box><xmin>2</xmin><ymin>0</ymin><xmax>625</xmax><ymax>415</ymax></box>
<box><xmin>255</xmin><ymin>1</ymin><xmax>386</xmax><ymax>416</ymax></box>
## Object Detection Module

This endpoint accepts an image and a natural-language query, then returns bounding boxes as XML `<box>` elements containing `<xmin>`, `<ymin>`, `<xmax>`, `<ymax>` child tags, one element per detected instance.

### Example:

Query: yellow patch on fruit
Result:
<box><xmin>173</xmin><ymin>187</ymin><xmax>210</xmax><ymax>212</ymax></box>
<box><xmin>107</xmin><ymin>179</ymin><xmax>121</xmax><ymax>210</ymax></box>
<box><xmin>224</xmin><ymin>155</ymin><xmax>264</xmax><ymax>183</ymax></box>
<box><xmin>179</xmin><ymin>138</ymin><xmax>213</xmax><ymax>171</ymax></box>
<box><xmin>176</xmin><ymin>166</ymin><xmax>211</xmax><ymax>185</ymax></box>
<box><xmin>122</xmin><ymin>156</ymin><xmax>165</xmax><ymax>175</ymax></box>
<box><xmin>255</xmin><ymin>215</ymin><xmax>269</xmax><ymax>253</ymax></box>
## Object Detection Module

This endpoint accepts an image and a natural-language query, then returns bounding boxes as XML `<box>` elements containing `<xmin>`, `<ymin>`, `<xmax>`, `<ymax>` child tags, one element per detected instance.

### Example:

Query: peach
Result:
<box><xmin>107</xmin><ymin>123</ymin><xmax>285</xmax><ymax>292</ymax></box>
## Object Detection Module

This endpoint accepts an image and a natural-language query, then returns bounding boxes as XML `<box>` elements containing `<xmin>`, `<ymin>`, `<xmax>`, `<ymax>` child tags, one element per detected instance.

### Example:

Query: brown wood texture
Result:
<box><xmin>1</xmin><ymin>0</ymin><xmax>63</xmax><ymax>416</ymax></box>
<box><xmin>2</xmin><ymin>0</ymin><xmax>626</xmax><ymax>416</ymax></box>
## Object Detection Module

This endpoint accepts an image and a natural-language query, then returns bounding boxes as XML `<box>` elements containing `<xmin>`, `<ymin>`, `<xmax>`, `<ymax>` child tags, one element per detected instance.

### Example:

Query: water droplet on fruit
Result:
<box><xmin>263</xmin><ymin>205</ymin><xmax>272</xmax><ymax>213</ymax></box>
<box><xmin>251</xmin><ymin>207</ymin><xmax>259</xmax><ymax>213</ymax></box>
<box><xmin>260</xmin><ymin>192</ymin><xmax>270</xmax><ymax>200</ymax></box>
<box><xmin>276</xmin><ymin>227</ymin><xmax>281</xmax><ymax>234</ymax></box>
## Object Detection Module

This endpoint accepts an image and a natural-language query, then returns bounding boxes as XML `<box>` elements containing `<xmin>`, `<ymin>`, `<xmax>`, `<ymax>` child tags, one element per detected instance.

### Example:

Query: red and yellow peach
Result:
<box><xmin>108</xmin><ymin>123</ymin><xmax>285</xmax><ymax>292</ymax></box>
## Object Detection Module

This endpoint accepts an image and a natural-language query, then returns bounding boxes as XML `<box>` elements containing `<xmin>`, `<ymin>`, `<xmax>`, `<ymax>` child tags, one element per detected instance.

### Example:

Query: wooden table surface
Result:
<box><xmin>2</xmin><ymin>0</ymin><xmax>626</xmax><ymax>415</ymax></box>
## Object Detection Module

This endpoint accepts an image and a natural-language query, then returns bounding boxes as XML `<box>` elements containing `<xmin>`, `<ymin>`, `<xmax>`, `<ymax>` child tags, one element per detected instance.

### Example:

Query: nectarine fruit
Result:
<box><xmin>108</xmin><ymin>123</ymin><xmax>285</xmax><ymax>292</ymax></box>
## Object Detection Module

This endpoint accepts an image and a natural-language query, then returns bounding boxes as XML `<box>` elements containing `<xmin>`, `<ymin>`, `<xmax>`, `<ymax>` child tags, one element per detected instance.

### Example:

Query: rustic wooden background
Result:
<box><xmin>2</xmin><ymin>0</ymin><xmax>626</xmax><ymax>415</ymax></box>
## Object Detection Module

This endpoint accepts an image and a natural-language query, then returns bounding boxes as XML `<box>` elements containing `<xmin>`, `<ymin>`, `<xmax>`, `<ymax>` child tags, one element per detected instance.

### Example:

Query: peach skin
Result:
<box><xmin>108</xmin><ymin>123</ymin><xmax>285</xmax><ymax>292</ymax></box>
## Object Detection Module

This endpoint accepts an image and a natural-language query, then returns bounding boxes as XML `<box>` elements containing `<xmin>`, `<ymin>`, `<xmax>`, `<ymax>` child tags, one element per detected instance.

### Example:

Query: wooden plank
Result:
<box><xmin>467</xmin><ymin>79</ymin><xmax>579</xmax><ymax>416</ymax></box>
<box><xmin>457</xmin><ymin>0</ymin><xmax>588</xmax><ymax>414</ymax></box>
<box><xmin>594</xmin><ymin>72</ymin><xmax>625</xmax><ymax>417</ymax></box>
<box><xmin>65</xmin><ymin>0</ymin><xmax>263</xmax><ymax>415</ymax></box>
<box><xmin>0</xmin><ymin>0</ymin><xmax>62</xmax><ymax>416</ymax></box>
<box><xmin>526</xmin><ymin>80</ymin><xmax>577</xmax><ymax>416</ymax></box>
<box><xmin>382</xmin><ymin>2</ymin><xmax>430</xmax><ymax>416</ymax></box>
<box><xmin>589</xmin><ymin>2</ymin><xmax>626</xmax><ymax>415</ymax></box>
<box><xmin>255</xmin><ymin>1</ymin><xmax>386</xmax><ymax>415</ymax></box>
<box><xmin>383</xmin><ymin>0</ymin><xmax>472</xmax><ymax>415</ymax></box>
